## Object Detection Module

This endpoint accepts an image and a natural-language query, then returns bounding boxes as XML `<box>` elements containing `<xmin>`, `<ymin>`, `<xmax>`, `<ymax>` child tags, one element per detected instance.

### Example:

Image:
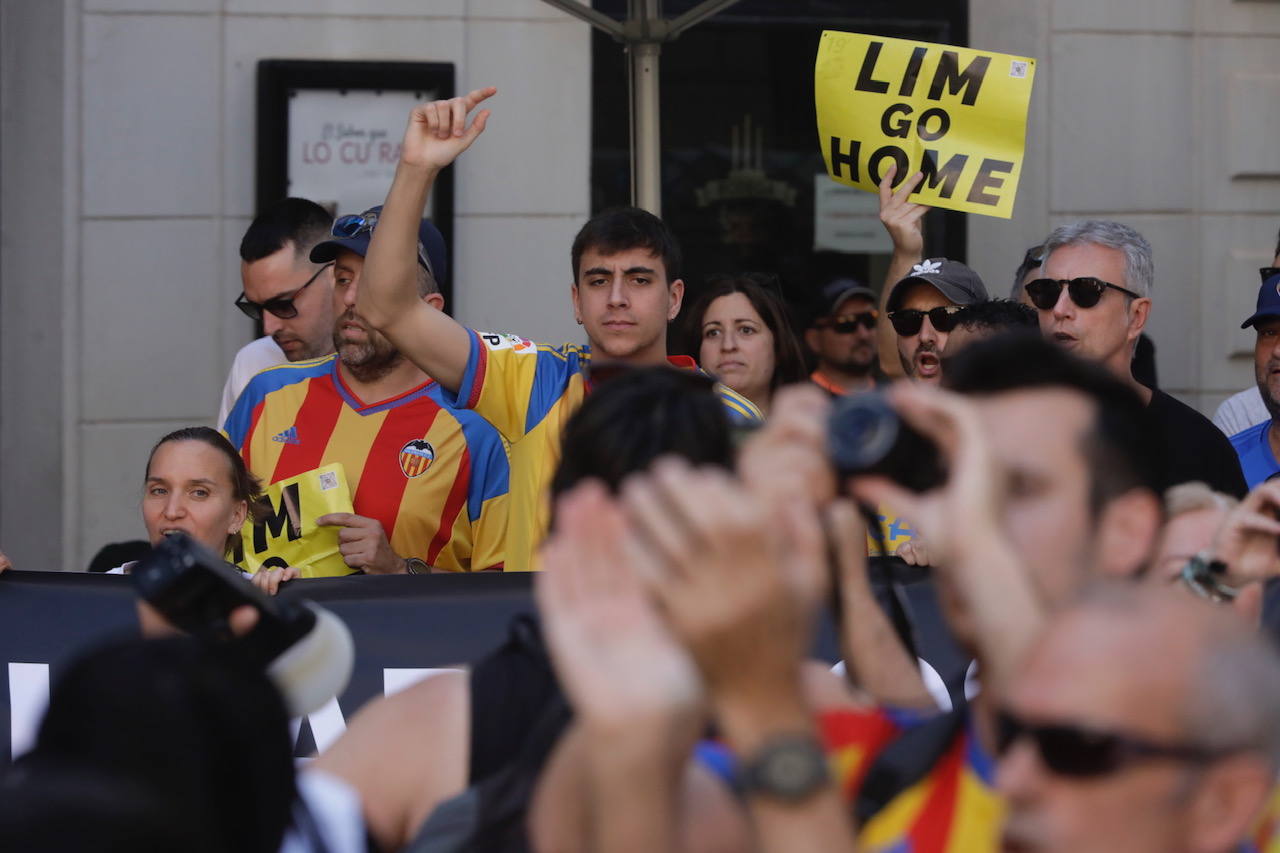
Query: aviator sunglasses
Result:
<box><xmin>995</xmin><ymin>710</ymin><xmax>1225</xmax><ymax>778</ymax></box>
<box><xmin>887</xmin><ymin>306</ymin><xmax>963</xmax><ymax>336</ymax></box>
<box><xmin>1024</xmin><ymin>276</ymin><xmax>1142</xmax><ymax>311</ymax></box>
<box><xmin>234</xmin><ymin>262</ymin><xmax>334</xmax><ymax>321</ymax></box>
<box><xmin>332</xmin><ymin>210</ymin><xmax>434</xmax><ymax>273</ymax></box>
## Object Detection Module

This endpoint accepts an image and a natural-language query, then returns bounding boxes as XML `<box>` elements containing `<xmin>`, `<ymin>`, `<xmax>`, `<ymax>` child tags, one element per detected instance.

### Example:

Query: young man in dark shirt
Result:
<box><xmin>1029</xmin><ymin>219</ymin><xmax>1247</xmax><ymax>497</ymax></box>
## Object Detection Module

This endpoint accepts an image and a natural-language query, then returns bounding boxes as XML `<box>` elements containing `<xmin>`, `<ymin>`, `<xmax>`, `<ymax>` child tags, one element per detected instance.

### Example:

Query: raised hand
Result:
<box><xmin>400</xmin><ymin>86</ymin><xmax>497</xmax><ymax>172</ymax></box>
<box><xmin>536</xmin><ymin>480</ymin><xmax>703</xmax><ymax>731</ymax></box>
<box><xmin>878</xmin><ymin>164</ymin><xmax>928</xmax><ymax>258</ymax></box>
<box><xmin>1207</xmin><ymin>480</ymin><xmax>1280</xmax><ymax>586</ymax></box>
<box><xmin>622</xmin><ymin>459</ymin><xmax>824</xmax><ymax>712</ymax></box>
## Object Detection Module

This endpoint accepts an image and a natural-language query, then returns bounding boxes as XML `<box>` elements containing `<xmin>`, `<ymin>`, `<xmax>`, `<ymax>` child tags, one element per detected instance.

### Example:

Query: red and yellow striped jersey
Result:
<box><xmin>821</xmin><ymin>707</ymin><xmax>1004</xmax><ymax>853</ymax></box>
<box><xmin>823</xmin><ymin>706</ymin><xmax>1280</xmax><ymax>853</ymax></box>
<box><xmin>443</xmin><ymin>330</ymin><xmax>763</xmax><ymax>571</ymax></box>
<box><xmin>223</xmin><ymin>355</ymin><xmax>509</xmax><ymax>572</ymax></box>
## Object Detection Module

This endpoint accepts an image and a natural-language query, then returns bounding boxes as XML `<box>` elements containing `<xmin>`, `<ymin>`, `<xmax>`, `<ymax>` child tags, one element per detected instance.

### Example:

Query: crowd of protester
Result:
<box><xmin>4</xmin><ymin>84</ymin><xmax>1280</xmax><ymax>853</ymax></box>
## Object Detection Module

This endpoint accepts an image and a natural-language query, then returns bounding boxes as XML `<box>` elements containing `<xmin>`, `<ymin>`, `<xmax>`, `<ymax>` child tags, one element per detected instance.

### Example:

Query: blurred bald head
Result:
<box><xmin>999</xmin><ymin>583</ymin><xmax>1280</xmax><ymax>853</ymax></box>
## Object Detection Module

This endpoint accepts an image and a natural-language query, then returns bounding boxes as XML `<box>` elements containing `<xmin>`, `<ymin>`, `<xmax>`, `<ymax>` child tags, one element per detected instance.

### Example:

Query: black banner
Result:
<box><xmin>0</xmin><ymin>562</ymin><xmax>970</xmax><ymax>763</ymax></box>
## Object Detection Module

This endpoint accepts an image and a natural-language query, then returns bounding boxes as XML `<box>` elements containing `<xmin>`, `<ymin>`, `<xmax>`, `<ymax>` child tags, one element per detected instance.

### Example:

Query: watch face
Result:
<box><xmin>747</xmin><ymin>735</ymin><xmax>830</xmax><ymax>801</ymax></box>
<box><xmin>764</xmin><ymin>747</ymin><xmax>824</xmax><ymax>792</ymax></box>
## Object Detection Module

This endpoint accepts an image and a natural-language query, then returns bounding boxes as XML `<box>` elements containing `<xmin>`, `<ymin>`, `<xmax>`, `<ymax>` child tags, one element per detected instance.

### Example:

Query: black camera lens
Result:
<box><xmin>828</xmin><ymin>392</ymin><xmax>945</xmax><ymax>493</ymax></box>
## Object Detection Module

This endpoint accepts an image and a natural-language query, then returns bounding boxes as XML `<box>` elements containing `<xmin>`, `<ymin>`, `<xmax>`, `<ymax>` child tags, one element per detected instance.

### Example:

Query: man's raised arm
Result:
<box><xmin>360</xmin><ymin>87</ymin><xmax>498</xmax><ymax>393</ymax></box>
<box><xmin>875</xmin><ymin>167</ymin><xmax>928</xmax><ymax>380</ymax></box>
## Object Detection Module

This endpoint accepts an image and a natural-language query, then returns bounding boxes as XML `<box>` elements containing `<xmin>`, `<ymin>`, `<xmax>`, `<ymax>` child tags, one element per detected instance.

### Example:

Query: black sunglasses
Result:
<box><xmin>995</xmin><ymin>710</ymin><xmax>1223</xmax><ymax>778</ymax></box>
<box><xmin>1024</xmin><ymin>277</ymin><xmax>1142</xmax><ymax>311</ymax></box>
<box><xmin>821</xmin><ymin>311</ymin><xmax>878</xmax><ymax>333</ymax></box>
<box><xmin>333</xmin><ymin>211</ymin><xmax>433</xmax><ymax>273</ymax></box>
<box><xmin>1262</xmin><ymin>268</ymin><xmax>1280</xmax><ymax>284</ymax></box>
<box><xmin>887</xmin><ymin>306</ymin><xmax>962</xmax><ymax>336</ymax></box>
<box><xmin>234</xmin><ymin>262</ymin><xmax>333</xmax><ymax>321</ymax></box>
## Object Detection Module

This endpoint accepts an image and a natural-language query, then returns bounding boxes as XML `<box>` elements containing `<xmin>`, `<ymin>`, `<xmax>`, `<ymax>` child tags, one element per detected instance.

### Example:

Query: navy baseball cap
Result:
<box><xmin>1241</xmin><ymin>268</ymin><xmax>1280</xmax><ymax>329</ymax></box>
<box><xmin>311</xmin><ymin>204</ymin><xmax>447</xmax><ymax>283</ymax></box>
<box><xmin>887</xmin><ymin>258</ymin><xmax>988</xmax><ymax>312</ymax></box>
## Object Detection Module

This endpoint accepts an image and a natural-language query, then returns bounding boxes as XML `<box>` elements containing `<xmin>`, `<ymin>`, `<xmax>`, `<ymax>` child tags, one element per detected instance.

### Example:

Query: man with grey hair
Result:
<box><xmin>1029</xmin><ymin>219</ymin><xmax>1246</xmax><ymax>497</ymax></box>
<box><xmin>998</xmin><ymin>582</ymin><xmax>1280</xmax><ymax>853</ymax></box>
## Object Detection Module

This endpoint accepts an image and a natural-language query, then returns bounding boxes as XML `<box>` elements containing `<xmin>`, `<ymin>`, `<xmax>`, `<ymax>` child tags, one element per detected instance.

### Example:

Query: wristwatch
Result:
<box><xmin>738</xmin><ymin>734</ymin><xmax>831</xmax><ymax>802</ymax></box>
<box><xmin>404</xmin><ymin>557</ymin><xmax>429</xmax><ymax>575</ymax></box>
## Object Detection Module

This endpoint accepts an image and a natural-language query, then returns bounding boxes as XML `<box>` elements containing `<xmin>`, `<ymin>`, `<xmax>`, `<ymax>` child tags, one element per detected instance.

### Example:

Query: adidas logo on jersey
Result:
<box><xmin>272</xmin><ymin>426</ymin><xmax>300</xmax><ymax>445</ymax></box>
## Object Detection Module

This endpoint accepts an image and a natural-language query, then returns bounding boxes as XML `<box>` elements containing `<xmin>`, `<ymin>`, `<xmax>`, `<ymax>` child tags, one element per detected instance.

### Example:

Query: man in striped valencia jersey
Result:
<box><xmin>358</xmin><ymin>87</ymin><xmax>761</xmax><ymax>571</ymax></box>
<box><xmin>223</xmin><ymin>213</ymin><xmax>508</xmax><ymax>574</ymax></box>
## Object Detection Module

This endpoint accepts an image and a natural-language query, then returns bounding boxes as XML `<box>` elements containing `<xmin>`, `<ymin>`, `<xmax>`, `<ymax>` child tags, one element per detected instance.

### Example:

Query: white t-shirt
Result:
<box><xmin>1212</xmin><ymin>386</ymin><xmax>1269</xmax><ymax>437</ymax></box>
<box><xmin>218</xmin><ymin>336</ymin><xmax>287</xmax><ymax>427</ymax></box>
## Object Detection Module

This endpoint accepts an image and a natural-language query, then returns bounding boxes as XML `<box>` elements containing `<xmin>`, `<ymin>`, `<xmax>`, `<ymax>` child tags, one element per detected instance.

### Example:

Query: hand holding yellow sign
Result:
<box><xmin>816</xmin><ymin>31</ymin><xmax>1036</xmax><ymax>219</ymax></box>
<box><xmin>237</xmin><ymin>463</ymin><xmax>359</xmax><ymax>578</ymax></box>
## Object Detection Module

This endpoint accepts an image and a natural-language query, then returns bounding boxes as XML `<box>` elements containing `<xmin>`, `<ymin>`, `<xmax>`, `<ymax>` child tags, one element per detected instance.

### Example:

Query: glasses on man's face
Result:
<box><xmin>887</xmin><ymin>306</ymin><xmax>962</xmax><ymax>337</ymax></box>
<box><xmin>995</xmin><ymin>710</ymin><xmax>1223</xmax><ymax>778</ymax></box>
<box><xmin>1024</xmin><ymin>277</ymin><xmax>1142</xmax><ymax>311</ymax></box>
<box><xmin>333</xmin><ymin>211</ymin><xmax>433</xmax><ymax>273</ymax></box>
<box><xmin>234</xmin><ymin>262</ymin><xmax>334</xmax><ymax>321</ymax></box>
<box><xmin>821</xmin><ymin>311</ymin><xmax>878</xmax><ymax>333</ymax></box>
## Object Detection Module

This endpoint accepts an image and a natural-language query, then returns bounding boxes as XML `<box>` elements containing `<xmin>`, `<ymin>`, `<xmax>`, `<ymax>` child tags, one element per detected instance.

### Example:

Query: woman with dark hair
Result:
<box><xmin>688</xmin><ymin>274</ymin><xmax>808</xmax><ymax>416</ymax></box>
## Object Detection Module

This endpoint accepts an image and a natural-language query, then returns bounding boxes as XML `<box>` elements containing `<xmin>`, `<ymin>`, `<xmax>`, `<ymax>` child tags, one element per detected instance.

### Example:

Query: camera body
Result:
<box><xmin>828</xmin><ymin>391</ymin><xmax>945</xmax><ymax>493</ymax></box>
<box><xmin>131</xmin><ymin>533</ymin><xmax>315</xmax><ymax>669</ymax></box>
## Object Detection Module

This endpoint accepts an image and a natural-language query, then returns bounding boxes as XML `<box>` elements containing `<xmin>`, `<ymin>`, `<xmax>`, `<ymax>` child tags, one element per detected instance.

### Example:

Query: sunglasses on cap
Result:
<box><xmin>887</xmin><ymin>306</ymin><xmax>963</xmax><ymax>336</ymax></box>
<box><xmin>995</xmin><ymin>710</ymin><xmax>1225</xmax><ymax>778</ymax></box>
<box><xmin>820</xmin><ymin>311</ymin><xmax>878</xmax><ymax>333</ymax></box>
<box><xmin>1024</xmin><ymin>277</ymin><xmax>1142</xmax><ymax>311</ymax></box>
<box><xmin>332</xmin><ymin>210</ymin><xmax>434</xmax><ymax>273</ymax></box>
<box><xmin>1262</xmin><ymin>267</ymin><xmax>1280</xmax><ymax>284</ymax></box>
<box><xmin>234</xmin><ymin>262</ymin><xmax>334</xmax><ymax>321</ymax></box>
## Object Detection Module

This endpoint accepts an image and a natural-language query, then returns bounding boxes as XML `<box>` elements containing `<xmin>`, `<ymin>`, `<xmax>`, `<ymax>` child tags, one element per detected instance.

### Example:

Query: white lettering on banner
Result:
<box><xmin>384</xmin><ymin>667</ymin><xmax>461</xmax><ymax>697</ymax></box>
<box><xmin>4</xmin><ymin>663</ymin><xmax>462</xmax><ymax>762</ymax></box>
<box><xmin>9</xmin><ymin>663</ymin><xmax>49</xmax><ymax>759</ymax></box>
<box><xmin>305</xmin><ymin>696</ymin><xmax>348</xmax><ymax>754</ymax></box>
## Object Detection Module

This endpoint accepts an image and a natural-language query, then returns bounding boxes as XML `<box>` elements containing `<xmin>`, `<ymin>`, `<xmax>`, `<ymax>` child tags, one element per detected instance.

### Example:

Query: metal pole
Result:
<box><xmin>631</xmin><ymin>39</ymin><xmax>663</xmax><ymax>215</ymax></box>
<box><xmin>538</xmin><ymin>0</ymin><xmax>744</xmax><ymax>217</ymax></box>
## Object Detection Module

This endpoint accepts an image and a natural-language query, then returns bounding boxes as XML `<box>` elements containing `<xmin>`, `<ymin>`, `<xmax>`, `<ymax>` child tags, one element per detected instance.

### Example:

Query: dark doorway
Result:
<box><xmin>590</xmin><ymin>0</ymin><xmax>969</xmax><ymax>353</ymax></box>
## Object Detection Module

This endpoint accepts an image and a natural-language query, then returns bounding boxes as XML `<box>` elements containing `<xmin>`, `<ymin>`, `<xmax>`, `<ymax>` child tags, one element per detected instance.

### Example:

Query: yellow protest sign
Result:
<box><xmin>236</xmin><ymin>463</ymin><xmax>358</xmax><ymax>578</ymax></box>
<box><xmin>816</xmin><ymin>31</ymin><xmax>1036</xmax><ymax>219</ymax></box>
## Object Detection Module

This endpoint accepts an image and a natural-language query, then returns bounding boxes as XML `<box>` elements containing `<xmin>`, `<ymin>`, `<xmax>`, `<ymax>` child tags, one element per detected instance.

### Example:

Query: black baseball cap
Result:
<box><xmin>887</xmin><ymin>258</ymin><xmax>989</xmax><ymax>312</ymax></box>
<box><xmin>311</xmin><ymin>204</ymin><xmax>447</xmax><ymax>283</ymax></box>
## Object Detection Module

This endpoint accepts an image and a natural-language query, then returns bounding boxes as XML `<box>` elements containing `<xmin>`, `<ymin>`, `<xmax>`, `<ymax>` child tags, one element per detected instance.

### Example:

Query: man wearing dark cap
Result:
<box><xmin>223</xmin><ymin>207</ymin><xmax>510</xmax><ymax>573</ymax></box>
<box><xmin>1230</xmin><ymin>267</ymin><xmax>1280</xmax><ymax>487</ymax></box>
<box><xmin>804</xmin><ymin>278</ymin><xmax>884</xmax><ymax>395</ymax></box>
<box><xmin>885</xmin><ymin>257</ymin><xmax>989</xmax><ymax>385</ymax></box>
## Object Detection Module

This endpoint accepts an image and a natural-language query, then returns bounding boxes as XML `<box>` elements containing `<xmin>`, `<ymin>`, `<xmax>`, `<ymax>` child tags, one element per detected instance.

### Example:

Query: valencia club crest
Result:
<box><xmin>399</xmin><ymin>439</ymin><xmax>436</xmax><ymax>478</ymax></box>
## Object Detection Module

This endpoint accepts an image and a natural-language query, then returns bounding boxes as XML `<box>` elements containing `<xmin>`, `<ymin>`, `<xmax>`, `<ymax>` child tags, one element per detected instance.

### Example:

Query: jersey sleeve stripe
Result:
<box><xmin>452</xmin><ymin>329</ymin><xmax>487</xmax><ymax>410</ymax></box>
<box><xmin>524</xmin><ymin>345</ymin><xmax>579</xmax><ymax>435</ymax></box>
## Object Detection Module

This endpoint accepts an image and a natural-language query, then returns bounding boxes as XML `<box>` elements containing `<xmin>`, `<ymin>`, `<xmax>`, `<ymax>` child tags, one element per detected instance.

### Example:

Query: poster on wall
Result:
<box><xmin>287</xmin><ymin>89</ymin><xmax>427</xmax><ymax>217</ymax></box>
<box><xmin>257</xmin><ymin>60</ymin><xmax>455</xmax><ymax>301</ymax></box>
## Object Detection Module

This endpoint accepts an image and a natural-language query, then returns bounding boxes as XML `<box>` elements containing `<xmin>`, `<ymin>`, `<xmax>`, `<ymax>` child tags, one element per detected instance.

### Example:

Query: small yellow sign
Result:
<box><xmin>236</xmin><ymin>463</ymin><xmax>358</xmax><ymax>578</ymax></box>
<box><xmin>816</xmin><ymin>31</ymin><xmax>1036</xmax><ymax>219</ymax></box>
